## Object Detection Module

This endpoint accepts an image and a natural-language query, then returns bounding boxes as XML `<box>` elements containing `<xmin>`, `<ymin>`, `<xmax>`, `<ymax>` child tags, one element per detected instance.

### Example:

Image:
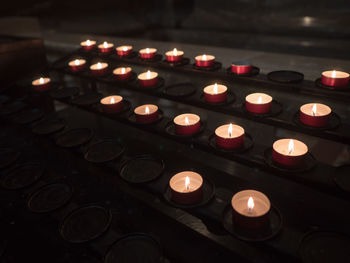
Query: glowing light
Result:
<box><xmin>257</xmin><ymin>96</ymin><xmax>262</xmax><ymax>104</ymax></box>
<box><xmin>173</xmin><ymin>48</ymin><xmax>177</xmax><ymax>55</ymax></box>
<box><xmin>74</xmin><ymin>59</ymin><xmax>80</xmax><ymax>65</ymax></box>
<box><xmin>39</xmin><ymin>77</ymin><xmax>44</xmax><ymax>84</ymax></box>
<box><xmin>332</xmin><ymin>70</ymin><xmax>337</xmax><ymax>78</ymax></box>
<box><xmin>213</xmin><ymin>83</ymin><xmax>218</xmax><ymax>94</ymax></box>
<box><xmin>86</xmin><ymin>39</ymin><xmax>91</xmax><ymax>45</ymax></box>
<box><xmin>288</xmin><ymin>139</ymin><xmax>294</xmax><ymax>155</ymax></box>
<box><xmin>123</xmin><ymin>46</ymin><xmax>128</xmax><ymax>51</ymax></box>
<box><xmin>121</xmin><ymin>67</ymin><xmax>126</xmax><ymax>74</ymax></box>
<box><xmin>228</xmin><ymin>123</ymin><xmax>233</xmax><ymax>137</ymax></box>
<box><xmin>146</xmin><ymin>48</ymin><xmax>150</xmax><ymax>53</ymax></box>
<box><xmin>185</xmin><ymin>176</ymin><xmax>190</xmax><ymax>190</ymax></box>
<box><xmin>247</xmin><ymin>197</ymin><xmax>254</xmax><ymax>211</ymax></box>
<box><xmin>103</xmin><ymin>41</ymin><xmax>108</xmax><ymax>48</ymax></box>
<box><xmin>97</xmin><ymin>62</ymin><xmax>102</xmax><ymax>69</ymax></box>
<box><xmin>312</xmin><ymin>104</ymin><xmax>317</xmax><ymax>116</ymax></box>
<box><xmin>110</xmin><ymin>97</ymin><xmax>115</xmax><ymax>104</ymax></box>
<box><xmin>185</xmin><ymin>116</ymin><xmax>190</xmax><ymax>125</ymax></box>
<box><xmin>145</xmin><ymin>106</ymin><xmax>150</xmax><ymax>114</ymax></box>
<box><xmin>146</xmin><ymin>70</ymin><xmax>151</xmax><ymax>79</ymax></box>
<box><xmin>202</xmin><ymin>54</ymin><xmax>207</xmax><ymax>60</ymax></box>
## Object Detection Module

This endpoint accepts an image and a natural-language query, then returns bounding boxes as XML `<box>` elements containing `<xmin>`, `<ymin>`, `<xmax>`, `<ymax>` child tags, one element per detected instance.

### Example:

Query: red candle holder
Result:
<box><xmin>138</xmin><ymin>71</ymin><xmax>158</xmax><ymax>87</ymax></box>
<box><xmin>139</xmin><ymin>48</ymin><xmax>157</xmax><ymax>59</ymax></box>
<box><xmin>98</xmin><ymin>42</ymin><xmax>114</xmax><ymax>53</ymax></box>
<box><xmin>272</xmin><ymin>139</ymin><xmax>308</xmax><ymax>167</ymax></box>
<box><xmin>80</xmin><ymin>40</ymin><xmax>96</xmax><ymax>51</ymax></box>
<box><xmin>100</xmin><ymin>95</ymin><xmax>123</xmax><ymax>113</ymax></box>
<box><xmin>299</xmin><ymin>103</ymin><xmax>331</xmax><ymax>127</ymax></box>
<box><xmin>68</xmin><ymin>59</ymin><xmax>86</xmax><ymax>72</ymax></box>
<box><xmin>116</xmin><ymin>45</ymin><xmax>133</xmax><ymax>56</ymax></box>
<box><xmin>90</xmin><ymin>62</ymin><xmax>108</xmax><ymax>76</ymax></box>
<box><xmin>195</xmin><ymin>54</ymin><xmax>215</xmax><ymax>68</ymax></box>
<box><xmin>321</xmin><ymin>70</ymin><xmax>349</xmax><ymax>88</ymax></box>
<box><xmin>215</xmin><ymin>124</ymin><xmax>244</xmax><ymax>149</ymax></box>
<box><xmin>170</xmin><ymin>171</ymin><xmax>203</xmax><ymax>205</ymax></box>
<box><xmin>245</xmin><ymin>93</ymin><xmax>272</xmax><ymax>114</ymax></box>
<box><xmin>165</xmin><ymin>48</ymin><xmax>184</xmax><ymax>62</ymax></box>
<box><xmin>134</xmin><ymin>104</ymin><xmax>159</xmax><ymax>123</ymax></box>
<box><xmin>231</xmin><ymin>61</ymin><xmax>252</xmax><ymax>74</ymax></box>
<box><xmin>32</xmin><ymin>77</ymin><xmax>51</xmax><ymax>91</ymax></box>
<box><xmin>113</xmin><ymin>67</ymin><xmax>132</xmax><ymax>81</ymax></box>
<box><xmin>203</xmin><ymin>83</ymin><xmax>227</xmax><ymax>103</ymax></box>
<box><xmin>174</xmin><ymin>113</ymin><xmax>200</xmax><ymax>135</ymax></box>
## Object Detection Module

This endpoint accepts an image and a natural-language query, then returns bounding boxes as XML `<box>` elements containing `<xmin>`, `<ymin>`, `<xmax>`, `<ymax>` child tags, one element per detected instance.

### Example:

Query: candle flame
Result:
<box><xmin>173</xmin><ymin>48</ymin><xmax>177</xmax><ymax>55</ymax></box>
<box><xmin>228</xmin><ymin>123</ymin><xmax>233</xmax><ymax>137</ymax></box>
<box><xmin>146</xmin><ymin>48</ymin><xmax>150</xmax><ymax>53</ymax></box>
<box><xmin>145</xmin><ymin>106</ymin><xmax>150</xmax><ymax>114</ymax></box>
<box><xmin>146</xmin><ymin>70</ymin><xmax>151</xmax><ymax>79</ymax></box>
<box><xmin>312</xmin><ymin>104</ymin><xmax>317</xmax><ymax>116</ymax></box>
<box><xmin>86</xmin><ymin>39</ymin><xmax>91</xmax><ymax>45</ymax></box>
<box><xmin>185</xmin><ymin>116</ymin><xmax>190</xmax><ymax>125</ymax></box>
<box><xmin>331</xmin><ymin>70</ymin><xmax>337</xmax><ymax>78</ymax></box>
<box><xmin>121</xmin><ymin>67</ymin><xmax>126</xmax><ymax>74</ymax></box>
<box><xmin>123</xmin><ymin>46</ymin><xmax>128</xmax><ymax>51</ymax></box>
<box><xmin>213</xmin><ymin>83</ymin><xmax>218</xmax><ymax>94</ymax></box>
<box><xmin>202</xmin><ymin>54</ymin><xmax>207</xmax><ymax>60</ymax></box>
<box><xmin>288</xmin><ymin>139</ymin><xmax>294</xmax><ymax>155</ymax></box>
<box><xmin>185</xmin><ymin>176</ymin><xmax>190</xmax><ymax>190</ymax></box>
<box><xmin>247</xmin><ymin>197</ymin><xmax>254</xmax><ymax>211</ymax></box>
<box><xmin>97</xmin><ymin>62</ymin><xmax>102</xmax><ymax>69</ymax></box>
<box><xmin>110</xmin><ymin>97</ymin><xmax>115</xmax><ymax>104</ymax></box>
<box><xmin>74</xmin><ymin>59</ymin><xmax>80</xmax><ymax>65</ymax></box>
<box><xmin>257</xmin><ymin>96</ymin><xmax>262</xmax><ymax>104</ymax></box>
<box><xmin>39</xmin><ymin>77</ymin><xmax>44</xmax><ymax>84</ymax></box>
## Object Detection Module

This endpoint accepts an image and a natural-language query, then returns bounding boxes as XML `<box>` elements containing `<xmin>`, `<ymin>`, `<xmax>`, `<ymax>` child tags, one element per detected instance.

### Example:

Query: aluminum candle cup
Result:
<box><xmin>100</xmin><ymin>95</ymin><xmax>123</xmax><ymax>113</ymax></box>
<box><xmin>165</xmin><ymin>48</ymin><xmax>184</xmax><ymax>62</ymax></box>
<box><xmin>215</xmin><ymin>124</ymin><xmax>244</xmax><ymax>149</ymax></box>
<box><xmin>170</xmin><ymin>171</ymin><xmax>203</xmax><ymax>205</ymax></box>
<box><xmin>231</xmin><ymin>190</ymin><xmax>271</xmax><ymax>231</ymax></box>
<box><xmin>231</xmin><ymin>61</ymin><xmax>252</xmax><ymax>74</ymax></box>
<box><xmin>80</xmin><ymin>40</ymin><xmax>96</xmax><ymax>51</ymax></box>
<box><xmin>68</xmin><ymin>59</ymin><xmax>86</xmax><ymax>72</ymax></box>
<box><xmin>32</xmin><ymin>77</ymin><xmax>51</xmax><ymax>91</ymax></box>
<box><xmin>203</xmin><ymin>83</ymin><xmax>227</xmax><ymax>103</ymax></box>
<box><xmin>173</xmin><ymin>113</ymin><xmax>200</xmax><ymax>135</ymax></box>
<box><xmin>90</xmin><ymin>62</ymin><xmax>108</xmax><ymax>76</ymax></box>
<box><xmin>113</xmin><ymin>67</ymin><xmax>132</xmax><ymax>81</ymax></box>
<box><xmin>195</xmin><ymin>54</ymin><xmax>215</xmax><ymax>68</ymax></box>
<box><xmin>245</xmin><ymin>93</ymin><xmax>272</xmax><ymax>114</ymax></box>
<box><xmin>98</xmin><ymin>41</ymin><xmax>114</xmax><ymax>53</ymax></box>
<box><xmin>321</xmin><ymin>70</ymin><xmax>349</xmax><ymax>88</ymax></box>
<box><xmin>272</xmin><ymin>139</ymin><xmax>308</xmax><ymax>167</ymax></box>
<box><xmin>116</xmin><ymin>45</ymin><xmax>133</xmax><ymax>56</ymax></box>
<box><xmin>134</xmin><ymin>104</ymin><xmax>159</xmax><ymax>123</ymax></box>
<box><xmin>138</xmin><ymin>71</ymin><xmax>158</xmax><ymax>87</ymax></box>
<box><xmin>299</xmin><ymin>103</ymin><xmax>331</xmax><ymax>127</ymax></box>
<box><xmin>139</xmin><ymin>48</ymin><xmax>157</xmax><ymax>59</ymax></box>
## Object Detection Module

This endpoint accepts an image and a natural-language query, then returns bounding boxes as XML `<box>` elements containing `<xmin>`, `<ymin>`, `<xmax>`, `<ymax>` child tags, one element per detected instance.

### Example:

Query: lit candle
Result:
<box><xmin>68</xmin><ymin>59</ymin><xmax>86</xmax><ymax>72</ymax></box>
<box><xmin>80</xmin><ymin>39</ymin><xmax>96</xmax><ymax>51</ymax></box>
<box><xmin>245</xmin><ymin>93</ymin><xmax>272</xmax><ymax>114</ymax></box>
<box><xmin>165</xmin><ymin>48</ymin><xmax>184</xmax><ymax>62</ymax></box>
<box><xmin>231</xmin><ymin>61</ymin><xmax>252</xmax><ymax>74</ymax></box>
<box><xmin>215</xmin><ymin>123</ymin><xmax>245</xmax><ymax>149</ymax></box>
<box><xmin>139</xmin><ymin>48</ymin><xmax>157</xmax><ymax>59</ymax></box>
<box><xmin>113</xmin><ymin>66</ymin><xmax>132</xmax><ymax>80</ymax></box>
<box><xmin>195</xmin><ymin>54</ymin><xmax>215</xmax><ymax>68</ymax></box>
<box><xmin>173</xmin><ymin>113</ymin><xmax>200</xmax><ymax>135</ymax></box>
<box><xmin>321</xmin><ymin>70</ymin><xmax>349</xmax><ymax>88</ymax></box>
<box><xmin>272</xmin><ymin>139</ymin><xmax>308</xmax><ymax>167</ymax></box>
<box><xmin>169</xmin><ymin>171</ymin><xmax>203</xmax><ymax>205</ymax></box>
<box><xmin>299</xmin><ymin>103</ymin><xmax>331</xmax><ymax>127</ymax></box>
<box><xmin>137</xmin><ymin>70</ymin><xmax>158</xmax><ymax>87</ymax></box>
<box><xmin>134</xmin><ymin>104</ymin><xmax>159</xmax><ymax>123</ymax></box>
<box><xmin>90</xmin><ymin>62</ymin><xmax>109</xmax><ymax>76</ymax></box>
<box><xmin>116</xmin><ymin>45</ymin><xmax>133</xmax><ymax>56</ymax></box>
<box><xmin>100</xmin><ymin>95</ymin><xmax>123</xmax><ymax>113</ymax></box>
<box><xmin>203</xmin><ymin>83</ymin><xmax>228</xmax><ymax>103</ymax></box>
<box><xmin>32</xmin><ymin>77</ymin><xmax>51</xmax><ymax>91</ymax></box>
<box><xmin>231</xmin><ymin>190</ymin><xmax>271</xmax><ymax>231</ymax></box>
<box><xmin>98</xmin><ymin>41</ymin><xmax>114</xmax><ymax>53</ymax></box>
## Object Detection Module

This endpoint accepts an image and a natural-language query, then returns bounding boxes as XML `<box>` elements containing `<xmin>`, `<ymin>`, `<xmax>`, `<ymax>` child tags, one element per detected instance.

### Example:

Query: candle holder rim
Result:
<box><xmin>84</xmin><ymin>139</ymin><xmax>125</xmax><ymax>163</ymax></box>
<box><xmin>72</xmin><ymin>92</ymin><xmax>103</xmax><ymax>106</ymax></box>
<box><xmin>315</xmin><ymin>77</ymin><xmax>350</xmax><ymax>90</ymax></box>
<box><xmin>293</xmin><ymin>111</ymin><xmax>340</xmax><ymax>131</ymax></box>
<box><xmin>163</xmin><ymin>82</ymin><xmax>196</xmax><ymax>98</ymax></box>
<box><xmin>165</xmin><ymin>120</ymin><xmax>205</xmax><ymax>138</ymax></box>
<box><xmin>242</xmin><ymin>99</ymin><xmax>283</xmax><ymax>118</ymax></box>
<box><xmin>267</xmin><ymin>70</ymin><xmax>304</xmax><ymax>83</ymax></box>
<box><xmin>12</xmin><ymin>108</ymin><xmax>44</xmax><ymax>125</ymax></box>
<box><xmin>128</xmin><ymin>108</ymin><xmax>163</xmax><ymax>125</ymax></box>
<box><xmin>32</xmin><ymin>118</ymin><xmax>66</xmax><ymax>135</ymax></box>
<box><xmin>0</xmin><ymin>148</ymin><xmax>20</xmax><ymax>169</ymax></box>
<box><xmin>55</xmin><ymin>128</ymin><xmax>94</xmax><ymax>148</ymax></box>
<box><xmin>200</xmin><ymin>90</ymin><xmax>236</xmax><ymax>105</ymax></box>
<box><xmin>208</xmin><ymin>132</ymin><xmax>254</xmax><ymax>153</ymax></box>
<box><xmin>192</xmin><ymin>61</ymin><xmax>222</xmax><ymax>71</ymax></box>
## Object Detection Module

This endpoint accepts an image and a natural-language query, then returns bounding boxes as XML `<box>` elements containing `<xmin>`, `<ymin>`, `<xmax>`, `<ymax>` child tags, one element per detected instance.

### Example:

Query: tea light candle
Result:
<box><xmin>138</xmin><ymin>70</ymin><xmax>158</xmax><ymax>87</ymax></box>
<box><xmin>231</xmin><ymin>61</ymin><xmax>252</xmax><ymax>74</ymax></box>
<box><xmin>80</xmin><ymin>39</ymin><xmax>96</xmax><ymax>51</ymax></box>
<box><xmin>272</xmin><ymin>139</ymin><xmax>308</xmax><ymax>167</ymax></box>
<box><xmin>165</xmin><ymin>48</ymin><xmax>184</xmax><ymax>62</ymax></box>
<box><xmin>116</xmin><ymin>45</ymin><xmax>133</xmax><ymax>56</ymax></box>
<box><xmin>100</xmin><ymin>95</ymin><xmax>123</xmax><ymax>113</ymax></box>
<box><xmin>32</xmin><ymin>77</ymin><xmax>51</xmax><ymax>91</ymax></box>
<box><xmin>174</xmin><ymin>113</ymin><xmax>200</xmax><ymax>135</ymax></box>
<box><xmin>203</xmin><ymin>83</ymin><xmax>227</xmax><ymax>103</ymax></box>
<box><xmin>321</xmin><ymin>70</ymin><xmax>349</xmax><ymax>87</ymax></box>
<box><xmin>300</xmin><ymin>103</ymin><xmax>331</xmax><ymax>127</ymax></box>
<box><xmin>215</xmin><ymin>124</ymin><xmax>244</xmax><ymax>149</ymax></box>
<box><xmin>231</xmin><ymin>190</ymin><xmax>271</xmax><ymax>230</ymax></box>
<box><xmin>245</xmin><ymin>93</ymin><xmax>272</xmax><ymax>114</ymax></box>
<box><xmin>134</xmin><ymin>104</ymin><xmax>159</xmax><ymax>123</ymax></box>
<box><xmin>113</xmin><ymin>67</ymin><xmax>132</xmax><ymax>81</ymax></box>
<box><xmin>195</xmin><ymin>54</ymin><xmax>215</xmax><ymax>68</ymax></box>
<box><xmin>170</xmin><ymin>171</ymin><xmax>203</xmax><ymax>205</ymax></box>
<box><xmin>90</xmin><ymin>62</ymin><xmax>108</xmax><ymax>76</ymax></box>
<box><xmin>68</xmin><ymin>59</ymin><xmax>86</xmax><ymax>72</ymax></box>
<box><xmin>98</xmin><ymin>41</ymin><xmax>114</xmax><ymax>53</ymax></box>
<box><xmin>139</xmin><ymin>48</ymin><xmax>157</xmax><ymax>59</ymax></box>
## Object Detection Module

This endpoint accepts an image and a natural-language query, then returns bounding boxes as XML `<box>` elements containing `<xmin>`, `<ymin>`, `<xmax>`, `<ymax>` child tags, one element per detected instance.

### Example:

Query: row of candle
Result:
<box><xmin>79</xmin><ymin>40</ymin><xmax>350</xmax><ymax>88</ymax></box>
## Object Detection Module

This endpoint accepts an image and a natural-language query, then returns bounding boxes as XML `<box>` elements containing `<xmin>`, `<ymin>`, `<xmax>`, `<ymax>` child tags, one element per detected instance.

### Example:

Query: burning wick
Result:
<box><xmin>146</xmin><ymin>48</ymin><xmax>150</xmax><ymax>54</ymax></box>
<box><xmin>173</xmin><ymin>48</ymin><xmax>178</xmax><ymax>55</ymax></box>
<box><xmin>103</xmin><ymin>41</ymin><xmax>108</xmax><ymax>48</ymax></box>
<box><xmin>228</xmin><ymin>123</ymin><xmax>233</xmax><ymax>137</ymax></box>
<box><xmin>74</xmin><ymin>59</ymin><xmax>80</xmax><ymax>65</ymax></box>
<box><xmin>110</xmin><ymin>97</ymin><xmax>115</xmax><ymax>104</ymax></box>
<box><xmin>213</xmin><ymin>83</ymin><xmax>218</xmax><ymax>94</ymax></box>
<box><xmin>331</xmin><ymin>70</ymin><xmax>337</xmax><ymax>78</ymax></box>
<box><xmin>97</xmin><ymin>62</ymin><xmax>102</xmax><ymax>69</ymax></box>
<box><xmin>145</xmin><ymin>106</ymin><xmax>150</xmax><ymax>114</ymax></box>
<box><xmin>257</xmin><ymin>96</ymin><xmax>262</xmax><ymax>104</ymax></box>
<box><xmin>39</xmin><ymin>77</ymin><xmax>44</xmax><ymax>84</ymax></box>
<box><xmin>146</xmin><ymin>70</ymin><xmax>151</xmax><ymax>79</ymax></box>
<box><xmin>86</xmin><ymin>39</ymin><xmax>91</xmax><ymax>46</ymax></box>
<box><xmin>185</xmin><ymin>116</ymin><xmax>190</xmax><ymax>126</ymax></box>
<box><xmin>247</xmin><ymin>197</ymin><xmax>254</xmax><ymax>212</ymax></box>
<box><xmin>185</xmin><ymin>176</ymin><xmax>190</xmax><ymax>191</ymax></box>
<box><xmin>312</xmin><ymin>104</ymin><xmax>317</xmax><ymax>116</ymax></box>
<box><xmin>202</xmin><ymin>54</ymin><xmax>207</xmax><ymax>60</ymax></box>
<box><xmin>123</xmin><ymin>47</ymin><xmax>128</xmax><ymax>51</ymax></box>
<box><xmin>288</xmin><ymin>139</ymin><xmax>294</xmax><ymax>155</ymax></box>
<box><xmin>121</xmin><ymin>67</ymin><xmax>126</xmax><ymax>74</ymax></box>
